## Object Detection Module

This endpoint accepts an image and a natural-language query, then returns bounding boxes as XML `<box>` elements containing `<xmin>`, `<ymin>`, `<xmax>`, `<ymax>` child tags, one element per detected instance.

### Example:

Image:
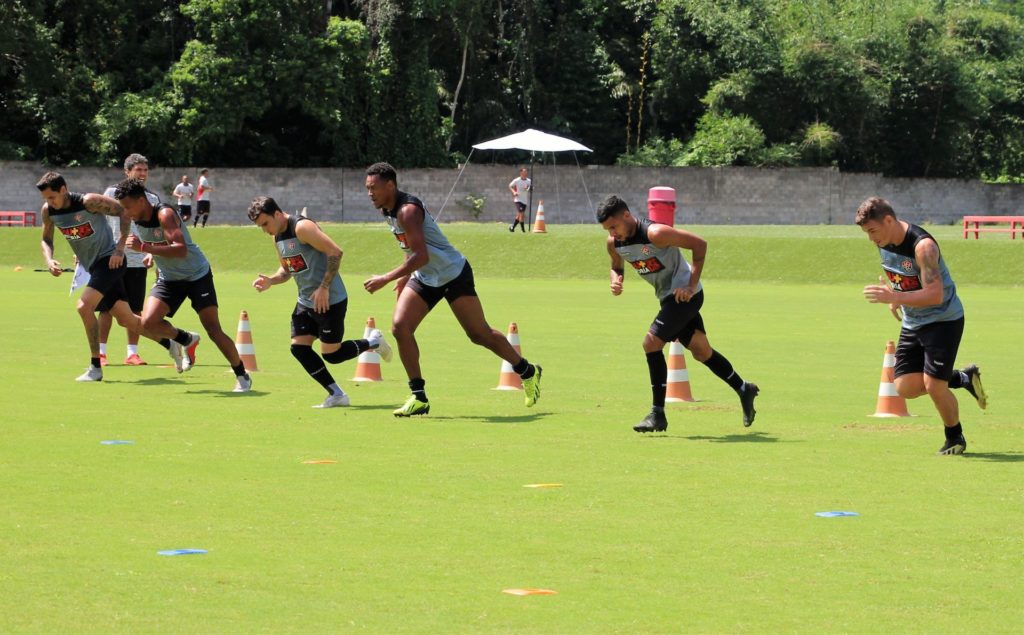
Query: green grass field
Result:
<box><xmin>1</xmin><ymin>224</ymin><xmax>1022</xmax><ymax>632</ymax></box>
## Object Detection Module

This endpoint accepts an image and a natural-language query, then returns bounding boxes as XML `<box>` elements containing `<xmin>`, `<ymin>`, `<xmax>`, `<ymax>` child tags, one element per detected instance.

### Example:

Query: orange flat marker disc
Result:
<box><xmin>523</xmin><ymin>483</ymin><xmax>562</xmax><ymax>488</ymax></box>
<box><xmin>302</xmin><ymin>459</ymin><xmax>337</xmax><ymax>464</ymax></box>
<box><xmin>502</xmin><ymin>588</ymin><xmax>558</xmax><ymax>596</ymax></box>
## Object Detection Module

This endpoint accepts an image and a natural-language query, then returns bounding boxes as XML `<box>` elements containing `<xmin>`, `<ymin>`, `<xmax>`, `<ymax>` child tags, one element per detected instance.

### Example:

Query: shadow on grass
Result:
<box><xmin>426</xmin><ymin>413</ymin><xmax>552</xmax><ymax>424</ymax></box>
<box><xmin>186</xmin><ymin>389</ymin><xmax>270</xmax><ymax>398</ymax></box>
<box><xmin>962</xmin><ymin>451</ymin><xmax>1024</xmax><ymax>463</ymax></box>
<box><xmin>647</xmin><ymin>431</ymin><xmax>784</xmax><ymax>443</ymax></box>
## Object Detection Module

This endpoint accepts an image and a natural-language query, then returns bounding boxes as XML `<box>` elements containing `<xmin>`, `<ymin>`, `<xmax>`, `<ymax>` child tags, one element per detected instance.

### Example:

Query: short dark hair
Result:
<box><xmin>200</xmin><ymin>168</ymin><xmax>209</xmax><ymax>175</ymax></box>
<box><xmin>366</xmin><ymin>162</ymin><xmax>397</xmax><ymax>183</ymax></box>
<box><xmin>855</xmin><ymin>197</ymin><xmax>897</xmax><ymax>226</ymax></box>
<box><xmin>112</xmin><ymin>178</ymin><xmax>148</xmax><ymax>201</ymax></box>
<box><xmin>596</xmin><ymin>195</ymin><xmax>630</xmax><ymax>223</ymax></box>
<box><xmin>247</xmin><ymin>196</ymin><xmax>282</xmax><ymax>223</ymax></box>
<box><xmin>123</xmin><ymin>153</ymin><xmax>148</xmax><ymax>171</ymax></box>
<box><xmin>36</xmin><ymin>171</ymin><xmax>66</xmax><ymax>192</ymax></box>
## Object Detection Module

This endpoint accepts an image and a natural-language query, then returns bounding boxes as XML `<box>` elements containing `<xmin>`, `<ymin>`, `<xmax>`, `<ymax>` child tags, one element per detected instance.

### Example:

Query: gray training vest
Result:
<box><xmin>134</xmin><ymin>204</ymin><xmax>210</xmax><ymax>282</ymax></box>
<box><xmin>103</xmin><ymin>185</ymin><xmax>160</xmax><ymax>268</ymax></box>
<box><xmin>47</xmin><ymin>192</ymin><xmax>116</xmax><ymax>270</ymax></box>
<box><xmin>276</xmin><ymin>215</ymin><xmax>346</xmax><ymax>308</ymax></box>
<box><xmin>614</xmin><ymin>217</ymin><xmax>701</xmax><ymax>301</ymax></box>
<box><xmin>384</xmin><ymin>191</ymin><xmax>467</xmax><ymax>287</ymax></box>
<box><xmin>879</xmin><ymin>223</ymin><xmax>963</xmax><ymax>329</ymax></box>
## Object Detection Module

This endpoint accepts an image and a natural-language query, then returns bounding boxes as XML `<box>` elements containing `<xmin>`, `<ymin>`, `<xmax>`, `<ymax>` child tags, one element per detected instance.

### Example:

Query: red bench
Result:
<box><xmin>962</xmin><ymin>215</ymin><xmax>1024</xmax><ymax>239</ymax></box>
<box><xmin>0</xmin><ymin>211</ymin><xmax>37</xmax><ymax>226</ymax></box>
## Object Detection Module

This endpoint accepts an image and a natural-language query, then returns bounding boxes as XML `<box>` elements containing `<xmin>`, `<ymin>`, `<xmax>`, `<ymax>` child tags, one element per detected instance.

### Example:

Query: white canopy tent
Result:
<box><xmin>437</xmin><ymin>128</ymin><xmax>594</xmax><ymax>228</ymax></box>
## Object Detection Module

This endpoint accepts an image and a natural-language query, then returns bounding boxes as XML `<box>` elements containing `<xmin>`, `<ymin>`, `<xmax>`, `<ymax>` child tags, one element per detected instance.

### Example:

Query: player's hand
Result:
<box><xmin>363</xmin><ymin>275</ymin><xmax>388</xmax><ymax>294</ymax></box>
<box><xmin>311</xmin><ymin>286</ymin><xmax>330</xmax><ymax>313</ymax></box>
<box><xmin>888</xmin><ymin>303</ymin><xmax>903</xmax><ymax>321</ymax></box>
<box><xmin>394</xmin><ymin>276</ymin><xmax>408</xmax><ymax>298</ymax></box>
<box><xmin>863</xmin><ymin>284</ymin><xmax>893</xmax><ymax>304</ymax></box>
<box><xmin>108</xmin><ymin>250</ymin><xmax>124</xmax><ymax>269</ymax></box>
<box><xmin>143</xmin><ymin>254</ymin><xmax>154</xmax><ymax>268</ymax></box>
<box><xmin>252</xmin><ymin>274</ymin><xmax>273</xmax><ymax>292</ymax></box>
<box><xmin>125</xmin><ymin>235</ymin><xmax>143</xmax><ymax>252</ymax></box>
<box><xmin>673</xmin><ymin>285</ymin><xmax>697</xmax><ymax>303</ymax></box>
<box><xmin>610</xmin><ymin>278</ymin><xmax>623</xmax><ymax>296</ymax></box>
<box><xmin>47</xmin><ymin>259</ymin><xmax>63</xmax><ymax>276</ymax></box>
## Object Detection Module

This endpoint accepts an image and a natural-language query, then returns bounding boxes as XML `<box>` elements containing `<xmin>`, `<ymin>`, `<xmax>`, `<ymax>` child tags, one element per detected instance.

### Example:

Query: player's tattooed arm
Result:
<box><xmin>82</xmin><ymin>193</ymin><xmax>125</xmax><ymax>217</ymax></box>
<box><xmin>320</xmin><ymin>254</ymin><xmax>340</xmax><ymax>289</ymax></box>
<box><xmin>912</xmin><ymin>239</ymin><xmax>944</xmax><ymax>307</ymax></box>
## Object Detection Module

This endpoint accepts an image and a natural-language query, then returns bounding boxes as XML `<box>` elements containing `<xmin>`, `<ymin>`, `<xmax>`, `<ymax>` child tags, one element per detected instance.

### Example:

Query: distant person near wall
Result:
<box><xmin>195</xmin><ymin>168</ymin><xmax>213</xmax><ymax>228</ymax></box>
<box><xmin>508</xmin><ymin>167</ymin><xmax>531</xmax><ymax>233</ymax></box>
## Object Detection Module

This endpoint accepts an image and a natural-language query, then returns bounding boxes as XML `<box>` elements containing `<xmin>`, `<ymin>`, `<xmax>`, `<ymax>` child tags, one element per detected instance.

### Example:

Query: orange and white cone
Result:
<box><xmin>352</xmin><ymin>317</ymin><xmax>384</xmax><ymax>382</ymax></box>
<box><xmin>532</xmin><ymin>200</ymin><xmax>547</xmax><ymax>234</ymax></box>
<box><xmin>235</xmin><ymin>310</ymin><xmax>259</xmax><ymax>371</ymax></box>
<box><xmin>665</xmin><ymin>340</ymin><xmax>695</xmax><ymax>402</ymax></box>
<box><xmin>495</xmin><ymin>322</ymin><xmax>523</xmax><ymax>390</ymax></box>
<box><xmin>871</xmin><ymin>340</ymin><xmax>910</xmax><ymax>417</ymax></box>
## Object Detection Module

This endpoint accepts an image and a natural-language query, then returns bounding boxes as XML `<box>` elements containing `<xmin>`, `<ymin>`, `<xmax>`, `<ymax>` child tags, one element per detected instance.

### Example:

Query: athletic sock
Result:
<box><xmin>512</xmin><ymin>358</ymin><xmax>535</xmax><ymax>379</ymax></box>
<box><xmin>127</xmin><ymin>344</ymin><xmax>138</xmax><ymax>356</ymax></box>
<box><xmin>91</xmin><ymin>357</ymin><xmax>101</xmax><ymax>369</ymax></box>
<box><xmin>323</xmin><ymin>340</ymin><xmax>368</xmax><ymax>364</ymax></box>
<box><xmin>646</xmin><ymin>351</ymin><xmax>668</xmax><ymax>408</ymax></box>
<box><xmin>702</xmin><ymin>350</ymin><xmax>745</xmax><ymax>392</ymax></box>
<box><xmin>409</xmin><ymin>378</ymin><xmax>428</xmax><ymax>403</ymax></box>
<box><xmin>520</xmin><ymin>223</ymin><xmax>526</xmax><ymax>232</ymax></box>
<box><xmin>231</xmin><ymin>362</ymin><xmax>247</xmax><ymax>377</ymax></box>
<box><xmin>158</xmin><ymin>338</ymin><xmax>171</xmax><ymax>350</ymax></box>
<box><xmin>291</xmin><ymin>344</ymin><xmax>337</xmax><ymax>391</ymax></box>
<box><xmin>172</xmin><ymin>329</ymin><xmax>192</xmax><ymax>346</ymax></box>
<box><xmin>99</xmin><ymin>343</ymin><xmax>107</xmax><ymax>356</ymax></box>
<box><xmin>326</xmin><ymin>382</ymin><xmax>344</xmax><ymax>397</ymax></box>
<box><xmin>511</xmin><ymin>220</ymin><xmax>519</xmax><ymax>230</ymax></box>
<box><xmin>948</xmin><ymin>370</ymin><xmax>968</xmax><ymax>389</ymax></box>
<box><xmin>945</xmin><ymin>422</ymin><xmax>964</xmax><ymax>440</ymax></box>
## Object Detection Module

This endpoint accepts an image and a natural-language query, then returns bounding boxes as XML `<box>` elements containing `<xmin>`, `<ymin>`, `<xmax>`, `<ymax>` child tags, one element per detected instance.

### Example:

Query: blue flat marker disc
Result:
<box><xmin>100</xmin><ymin>440</ymin><xmax>135</xmax><ymax>445</ymax></box>
<box><xmin>158</xmin><ymin>549</ymin><xmax>208</xmax><ymax>556</ymax></box>
<box><xmin>815</xmin><ymin>511</ymin><xmax>860</xmax><ymax>517</ymax></box>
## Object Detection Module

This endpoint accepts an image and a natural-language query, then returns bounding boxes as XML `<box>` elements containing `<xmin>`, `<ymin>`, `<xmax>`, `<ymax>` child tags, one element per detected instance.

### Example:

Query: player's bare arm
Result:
<box><xmin>296</xmin><ymin>221</ymin><xmax>342</xmax><ymax>313</ymax></box>
<box><xmin>82</xmin><ymin>193</ymin><xmax>125</xmax><ymax>218</ymax></box>
<box><xmin>127</xmin><ymin>207</ymin><xmax>188</xmax><ymax>259</ymax></box>
<box><xmin>253</xmin><ymin>265</ymin><xmax>291</xmax><ymax>292</ymax></box>
<box><xmin>40</xmin><ymin>205</ymin><xmax>61</xmax><ymax>276</ymax></box>
<box><xmin>364</xmin><ymin>204</ymin><xmax>429</xmax><ymax>294</ymax></box>
<box><xmin>863</xmin><ymin>239</ymin><xmax>944</xmax><ymax>308</ymax></box>
<box><xmin>606</xmin><ymin>236</ymin><xmax>625</xmax><ymax>296</ymax></box>
<box><xmin>649</xmin><ymin>224</ymin><xmax>707</xmax><ymax>302</ymax></box>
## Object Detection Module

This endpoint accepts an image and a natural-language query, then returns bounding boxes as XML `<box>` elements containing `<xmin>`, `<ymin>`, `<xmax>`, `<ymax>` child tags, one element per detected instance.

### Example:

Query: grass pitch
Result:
<box><xmin>0</xmin><ymin>224</ymin><xmax>1022</xmax><ymax>632</ymax></box>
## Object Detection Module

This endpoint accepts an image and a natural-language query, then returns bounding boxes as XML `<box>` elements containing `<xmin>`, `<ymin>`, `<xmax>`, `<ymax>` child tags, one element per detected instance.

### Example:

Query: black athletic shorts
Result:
<box><xmin>123</xmin><ymin>266</ymin><xmax>148</xmax><ymax>313</ymax></box>
<box><xmin>291</xmin><ymin>298</ymin><xmax>348</xmax><ymax>344</ymax></box>
<box><xmin>649</xmin><ymin>289</ymin><xmax>706</xmax><ymax>346</ymax></box>
<box><xmin>150</xmin><ymin>268</ymin><xmax>218</xmax><ymax>318</ymax></box>
<box><xmin>178</xmin><ymin>205</ymin><xmax>191</xmax><ymax>221</ymax></box>
<box><xmin>88</xmin><ymin>256</ymin><xmax>129</xmax><ymax>313</ymax></box>
<box><xmin>515</xmin><ymin>202</ymin><xmax>527</xmax><ymax>213</ymax></box>
<box><xmin>197</xmin><ymin>200</ymin><xmax>210</xmax><ymax>215</ymax></box>
<box><xmin>894</xmin><ymin>317</ymin><xmax>964</xmax><ymax>382</ymax></box>
<box><xmin>406</xmin><ymin>261</ymin><xmax>478</xmax><ymax>310</ymax></box>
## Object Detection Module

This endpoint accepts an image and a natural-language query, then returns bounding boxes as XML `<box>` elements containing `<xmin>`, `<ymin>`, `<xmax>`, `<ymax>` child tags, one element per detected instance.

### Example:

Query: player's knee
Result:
<box><xmin>466</xmin><ymin>329</ymin><xmax>491</xmax><ymax>347</ymax></box>
<box><xmin>894</xmin><ymin>379</ymin><xmax>923</xmax><ymax>399</ymax></box>
<box><xmin>392</xmin><ymin>322</ymin><xmax>413</xmax><ymax>340</ymax></box>
<box><xmin>923</xmin><ymin>376</ymin><xmax>949</xmax><ymax>397</ymax></box>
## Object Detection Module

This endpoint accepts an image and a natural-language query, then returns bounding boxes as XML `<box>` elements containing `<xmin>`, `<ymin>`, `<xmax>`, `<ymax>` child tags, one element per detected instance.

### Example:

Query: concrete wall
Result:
<box><xmin>4</xmin><ymin>161</ymin><xmax>1023</xmax><ymax>225</ymax></box>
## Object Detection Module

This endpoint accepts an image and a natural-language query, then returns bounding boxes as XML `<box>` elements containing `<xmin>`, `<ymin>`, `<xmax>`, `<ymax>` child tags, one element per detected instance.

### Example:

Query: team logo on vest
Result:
<box><xmin>630</xmin><ymin>257</ymin><xmax>665</xmax><ymax>275</ymax></box>
<box><xmin>59</xmin><ymin>222</ymin><xmax>94</xmax><ymax>240</ymax></box>
<box><xmin>281</xmin><ymin>254</ymin><xmax>308</xmax><ymax>273</ymax></box>
<box><xmin>884</xmin><ymin>269</ymin><xmax>921</xmax><ymax>292</ymax></box>
<box><xmin>901</xmin><ymin>259</ymin><xmax>914</xmax><ymax>271</ymax></box>
<box><xmin>641</xmin><ymin>245</ymin><xmax>652</xmax><ymax>256</ymax></box>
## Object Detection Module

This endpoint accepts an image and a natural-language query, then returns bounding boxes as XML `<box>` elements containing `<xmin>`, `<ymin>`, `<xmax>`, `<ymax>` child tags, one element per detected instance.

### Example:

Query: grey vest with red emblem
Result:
<box><xmin>47</xmin><ymin>193</ymin><xmax>116</xmax><ymax>269</ymax></box>
<box><xmin>384</xmin><ymin>191</ymin><xmax>466</xmax><ymax>287</ymax></box>
<box><xmin>276</xmin><ymin>215</ymin><xmax>346</xmax><ymax>308</ymax></box>
<box><xmin>134</xmin><ymin>205</ymin><xmax>210</xmax><ymax>282</ymax></box>
<box><xmin>614</xmin><ymin>218</ymin><xmax>700</xmax><ymax>301</ymax></box>
<box><xmin>879</xmin><ymin>223</ymin><xmax>963</xmax><ymax>329</ymax></box>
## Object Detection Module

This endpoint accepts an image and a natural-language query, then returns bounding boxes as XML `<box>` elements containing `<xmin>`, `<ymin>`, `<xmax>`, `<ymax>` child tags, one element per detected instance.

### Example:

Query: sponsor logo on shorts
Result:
<box><xmin>59</xmin><ymin>221</ymin><xmax>95</xmax><ymax>240</ymax></box>
<box><xmin>629</xmin><ymin>257</ymin><xmax>665</xmax><ymax>275</ymax></box>
<box><xmin>201</xmin><ymin>292</ymin><xmax>210</xmax><ymax>297</ymax></box>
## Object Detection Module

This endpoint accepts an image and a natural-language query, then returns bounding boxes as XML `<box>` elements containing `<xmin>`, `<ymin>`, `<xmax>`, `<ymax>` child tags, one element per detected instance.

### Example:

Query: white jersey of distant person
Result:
<box><xmin>510</xmin><ymin>176</ymin><xmax>531</xmax><ymax>203</ymax></box>
<box><xmin>174</xmin><ymin>182</ymin><xmax>194</xmax><ymax>206</ymax></box>
<box><xmin>198</xmin><ymin>175</ymin><xmax>212</xmax><ymax>201</ymax></box>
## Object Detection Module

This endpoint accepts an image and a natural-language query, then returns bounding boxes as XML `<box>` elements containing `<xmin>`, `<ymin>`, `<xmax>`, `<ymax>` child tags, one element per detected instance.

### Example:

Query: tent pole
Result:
<box><xmin>527</xmin><ymin>152</ymin><xmax>535</xmax><ymax>231</ymax></box>
<box><xmin>553</xmin><ymin>152</ymin><xmax>561</xmax><ymax>226</ymax></box>
<box><xmin>435</xmin><ymin>148</ymin><xmax>475</xmax><ymax>221</ymax></box>
<box><xmin>573</xmin><ymin>151</ymin><xmax>594</xmax><ymax>212</ymax></box>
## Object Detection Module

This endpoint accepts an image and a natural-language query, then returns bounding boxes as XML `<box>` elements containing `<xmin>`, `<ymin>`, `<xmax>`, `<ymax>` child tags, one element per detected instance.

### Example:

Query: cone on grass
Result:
<box><xmin>532</xmin><ymin>200</ymin><xmax>547</xmax><ymax>234</ymax></box>
<box><xmin>495</xmin><ymin>322</ymin><xmax>523</xmax><ymax>390</ymax></box>
<box><xmin>665</xmin><ymin>340</ymin><xmax>695</xmax><ymax>402</ymax></box>
<box><xmin>234</xmin><ymin>310</ymin><xmax>258</xmax><ymax>371</ymax></box>
<box><xmin>352</xmin><ymin>317</ymin><xmax>384</xmax><ymax>382</ymax></box>
<box><xmin>871</xmin><ymin>340</ymin><xmax>910</xmax><ymax>417</ymax></box>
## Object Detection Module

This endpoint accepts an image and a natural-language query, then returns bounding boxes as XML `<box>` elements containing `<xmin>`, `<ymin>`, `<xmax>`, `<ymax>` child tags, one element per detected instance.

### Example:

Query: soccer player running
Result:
<box><xmin>508</xmin><ymin>167</ymin><xmax>531</xmax><ymax>233</ymax></box>
<box><xmin>113</xmin><ymin>179</ymin><xmax>252</xmax><ymax>393</ymax></box>
<box><xmin>363</xmin><ymin>162</ymin><xmax>542</xmax><ymax>416</ymax></box>
<box><xmin>596</xmin><ymin>195</ymin><xmax>758</xmax><ymax>433</ymax></box>
<box><xmin>36</xmin><ymin>172</ymin><xmax>179</xmax><ymax>382</ymax></box>
<box><xmin>248</xmin><ymin>196</ymin><xmax>393</xmax><ymax>408</ymax></box>
<box><xmin>857</xmin><ymin>197</ymin><xmax>986</xmax><ymax>455</ymax></box>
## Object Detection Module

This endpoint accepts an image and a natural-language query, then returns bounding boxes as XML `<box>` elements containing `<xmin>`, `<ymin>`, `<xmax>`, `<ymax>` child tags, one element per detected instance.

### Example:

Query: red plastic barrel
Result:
<box><xmin>647</xmin><ymin>186</ymin><xmax>676</xmax><ymax>226</ymax></box>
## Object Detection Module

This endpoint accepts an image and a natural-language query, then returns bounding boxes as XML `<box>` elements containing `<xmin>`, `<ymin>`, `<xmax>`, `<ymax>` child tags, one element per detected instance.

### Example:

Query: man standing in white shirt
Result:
<box><xmin>508</xmin><ymin>167</ymin><xmax>531</xmax><ymax>233</ymax></box>
<box><xmin>173</xmin><ymin>175</ymin><xmax>195</xmax><ymax>223</ymax></box>
<box><xmin>195</xmin><ymin>168</ymin><xmax>213</xmax><ymax>228</ymax></box>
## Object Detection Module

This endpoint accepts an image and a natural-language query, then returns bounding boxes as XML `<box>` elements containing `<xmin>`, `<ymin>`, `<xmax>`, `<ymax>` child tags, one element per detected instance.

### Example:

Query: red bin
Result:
<box><xmin>647</xmin><ymin>186</ymin><xmax>676</xmax><ymax>226</ymax></box>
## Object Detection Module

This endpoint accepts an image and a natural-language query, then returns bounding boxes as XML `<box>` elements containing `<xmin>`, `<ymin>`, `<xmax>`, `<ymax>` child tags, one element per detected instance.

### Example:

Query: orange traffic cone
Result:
<box><xmin>495</xmin><ymin>322</ymin><xmax>523</xmax><ymax>390</ymax></box>
<box><xmin>665</xmin><ymin>340</ymin><xmax>695</xmax><ymax>402</ymax></box>
<box><xmin>532</xmin><ymin>200</ymin><xmax>547</xmax><ymax>234</ymax></box>
<box><xmin>352</xmin><ymin>317</ymin><xmax>384</xmax><ymax>382</ymax></box>
<box><xmin>235</xmin><ymin>310</ymin><xmax>259</xmax><ymax>371</ymax></box>
<box><xmin>871</xmin><ymin>340</ymin><xmax>910</xmax><ymax>417</ymax></box>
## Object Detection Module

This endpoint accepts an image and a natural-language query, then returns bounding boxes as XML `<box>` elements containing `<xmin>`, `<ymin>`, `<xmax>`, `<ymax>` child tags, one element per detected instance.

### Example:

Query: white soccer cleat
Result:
<box><xmin>314</xmin><ymin>392</ymin><xmax>350</xmax><ymax>408</ymax></box>
<box><xmin>233</xmin><ymin>374</ymin><xmax>252</xmax><ymax>393</ymax></box>
<box><xmin>75</xmin><ymin>366</ymin><xmax>103</xmax><ymax>382</ymax></box>
<box><xmin>167</xmin><ymin>340</ymin><xmax>185</xmax><ymax>373</ymax></box>
<box><xmin>182</xmin><ymin>332</ymin><xmax>201</xmax><ymax>372</ymax></box>
<box><xmin>369</xmin><ymin>328</ymin><xmax>393</xmax><ymax>363</ymax></box>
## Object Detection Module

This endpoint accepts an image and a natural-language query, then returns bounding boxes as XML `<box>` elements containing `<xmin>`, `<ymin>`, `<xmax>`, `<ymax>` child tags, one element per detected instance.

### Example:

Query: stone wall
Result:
<box><xmin>3</xmin><ymin>161</ymin><xmax>1022</xmax><ymax>226</ymax></box>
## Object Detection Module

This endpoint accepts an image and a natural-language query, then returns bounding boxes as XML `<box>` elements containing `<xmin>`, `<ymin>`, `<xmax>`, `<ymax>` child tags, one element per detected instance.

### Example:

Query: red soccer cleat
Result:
<box><xmin>124</xmin><ymin>353</ymin><xmax>148</xmax><ymax>366</ymax></box>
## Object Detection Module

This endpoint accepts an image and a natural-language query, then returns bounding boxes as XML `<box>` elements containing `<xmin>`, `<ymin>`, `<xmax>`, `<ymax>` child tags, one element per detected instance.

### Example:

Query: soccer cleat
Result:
<box><xmin>633</xmin><ymin>409</ymin><xmax>669</xmax><ymax>433</ymax></box>
<box><xmin>314</xmin><ymin>392</ymin><xmax>351</xmax><ymax>408</ymax></box>
<box><xmin>167</xmin><ymin>340</ymin><xmax>185</xmax><ymax>373</ymax></box>
<box><xmin>961</xmin><ymin>364</ymin><xmax>987</xmax><ymax>410</ymax></box>
<box><xmin>393</xmin><ymin>395</ymin><xmax>430</xmax><ymax>417</ymax></box>
<box><xmin>739</xmin><ymin>381</ymin><xmax>759</xmax><ymax>427</ymax></box>
<box><xmin>937</xmin><ymin>434</ymin><xmax>967</xmax><ymax>455</ymax></box>
<box><xmin>509</xmin><ymin>224</ymin><xmax>515</xmax><ymax>233</ymax></box>
<box><xmin>523</xmin><ymin>365</ymin><xmax>543</xmax><ymax>407</ymax></box>
<box><xmin>232</xmin><ymin>373</ymin><xmax>252</xmax><ymax>393</ymax></box>
<box><xmin>76</xmin><ymin>366</ymin><xmax>103</xmax><ymax>382</ymax></box>
<box><xmin>182</xmin><ymin>332</ymin><xmax>201</xmax><ymax>372</ymax></box>
<box><xmin>369</xmin><ymin>328</ymin><xmax>393</xmax><ymax>363</ymax></box>
<box><xmin>99</xmin><ymin>353</ymin><xmax>108</xmax><ymax>367</ymax></box>
<box><xmin>124</xmin><ymin>353</ymin><xmax>147</xmax><ymax>366</ymax></box>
